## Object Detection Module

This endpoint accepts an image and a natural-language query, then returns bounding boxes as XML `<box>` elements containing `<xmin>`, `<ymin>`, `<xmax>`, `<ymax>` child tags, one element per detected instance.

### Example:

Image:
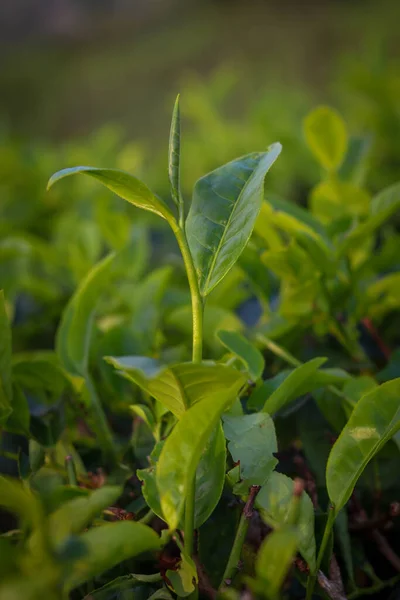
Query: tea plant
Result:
<box><xmin>0</xmin><ymin>98</ymin><xmax>400</xmax><ymax>600</ymax></box>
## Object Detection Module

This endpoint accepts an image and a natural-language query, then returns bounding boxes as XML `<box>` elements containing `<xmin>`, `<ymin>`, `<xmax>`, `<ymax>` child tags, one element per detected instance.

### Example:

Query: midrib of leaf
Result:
<box><xmin>202</xmin><ymin>166</ymin><xmax>256</xmax><ymax>295</ymax></box>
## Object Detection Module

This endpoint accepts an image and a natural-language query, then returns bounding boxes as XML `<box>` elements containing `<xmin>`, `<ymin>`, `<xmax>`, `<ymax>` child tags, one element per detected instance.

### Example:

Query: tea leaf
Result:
<box><xmin>223</xmin><ymin>413</ymin><xmax>277</xmax><ymax>493</ymax></box>
<box><xmin>186</xmin><ymin>144</ymin><xmax>282</xmax><ymax>296</ymax></box>
<box><xmin>166</xmin><ymin>551</ymin><xmax>198</xmax><ymax>597</ymax></box>
<box><xmin>106</xmin><ymin>356</ymin><xmax>245</xmax><ymax>418</ymax></box>
<box><xmin>57</xmin><ymin>253</ymin><xmax>115</xmax><ymax>377</ymax></box>
<box><xmin>168</xmin><ymin>94</ymin><xmax>182</xmax><ymax>209</ymax></box>
<box><xmin>261</xmin><ymin>357</ymin><xmax>327</xmax><ymax>415</ymax></box>
<box><xmin>304</xmin><ymin>106</ymin><xmax>348</xmax><ymax>171</ymax></box>
<box><xmin>0</xmin><ymin>291</ymin><xmax>12</xmax><ymax>425</ymax></box>
<box><xmin>256</xmin><ymin>472</ymin><xmax>316</xmax><ymax>571</ymax></box>
<box><xmin>48</xmin><ymin>167</ymin><xmax>174</xmax><ymax>222</ymax></box>
<box><xmin>326</xmin><ymin>378</ymin><xmax>400</xmax><ymax>514</ymax></box>
<box><xmin>217</xmin><ymin>330</ymin><xmax>264</xmax><ymax>381</ymax></box>
<box><xmin>156</xmin><ymin>379</ymin><xmax>245</xmax><ymax>530</ymax></box>
<box><xmin>67</xmin><ymin>522</ymin><xmax>161</xmax><ymax>589</ymax></box>
<box><xmin>254</xmin><ymin>528</ymin><xmax>298</xmax><ymax>599</ymax></box>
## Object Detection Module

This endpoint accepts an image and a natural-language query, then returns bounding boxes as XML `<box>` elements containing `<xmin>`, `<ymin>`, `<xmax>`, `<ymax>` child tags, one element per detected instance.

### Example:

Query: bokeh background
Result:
<box><xmin>1</xmin><ymin>0</ymin><xmax>399</xmax><ymax>351</ymax></box>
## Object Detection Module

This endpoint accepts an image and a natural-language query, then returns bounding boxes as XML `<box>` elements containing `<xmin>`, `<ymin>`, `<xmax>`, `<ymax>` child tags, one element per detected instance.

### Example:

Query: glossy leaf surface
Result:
<box><xmin>156</xmin><ymin>379</ymin><xmax>245</xmax><ymax>530</ymax></box>
<box><xmin>256</xmin><ymin>472</ymin><xmax>316</xmax><ymax>570</ymax></box>
<box><xmin>217</xmin><ymin>330</ymin><xmax>264</xmax><ymax>381</ymax></box>
<box><xmin>186</xmin><ymin>144</ymin><xmax>282</xmax><ymax>296</ymax></box>
<box><xmin>326</xmin><ymin>378</ymin><xmax>400</xmax><ymax>513</ymax></box>
<box><xmin>107</xmin><ymin>356</ymin><xmax>245</xmax><ymax>418</ymax></box>
<box><xmin>168</xmin><ymin>94</ymin><xmax>181</xmax><ymax>208</ymax></box>
<box><xmin>48</xmin><ymin>166</ymin><xmax>174</xmax><ymax>222</ymax></box>
<box><xmin>223</xmin><ymin>413</ymin><xmax>277</xmax><ymax>493</ymax></box>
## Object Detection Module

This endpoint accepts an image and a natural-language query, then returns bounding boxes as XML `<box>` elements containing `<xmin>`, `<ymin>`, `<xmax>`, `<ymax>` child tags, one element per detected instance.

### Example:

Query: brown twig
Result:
<box><xmin>361</xmin><ymin>317</ymin><xmax>391</xmax><ymax>361</ymax></box>
<box><xmin>370</xmin><ymin>530</ymin><xmax>400</xmax><ymax>572</ymax></box>
<box><xmin>193</xmin><ymin>556</ymin><xmax>217</xmax><ymax>600</ymax></box>
<box><xmin>317</xmin><ymin>569</ymin><xmax>348</xmax><ymax>600</ymax></box>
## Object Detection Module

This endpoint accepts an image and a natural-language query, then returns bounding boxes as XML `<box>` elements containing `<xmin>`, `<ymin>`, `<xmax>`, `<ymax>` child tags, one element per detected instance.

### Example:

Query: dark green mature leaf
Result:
<box><xmin>48</xmin><ymin>166</ymin><xmax>174</xmax><ymax>222</ymax></box>
<box><xmin>0</xmin><ymin>291</ymin><xmax>12</xmax><ymax>425</ymax></box>
<box><xmin>217</xmin><ymin>330</ymin><xmax>264</xmax><ymax>381</ymax></box>
<box><xmin>304</xmin><ymin>106</ymin><xmax>348</xmax><ymax>171</ymax></box>
<box><xmin>186</xmin><ymin>144</ymin><xmax>282</xmax><ymax>296</ymax></box>
<box><xmin>156</xmin><ymin>378</ymin><xmax>245</xmax><ymax>530</ymax></box>
<box><xmin>57</xmin><ymin>253</ymin><xmax>115</xmax><ymax>377</ymax></box>
<box><xmin>256</xmin><ymin>472</ymin><xmax>316</xmax><ymax>571</ymax></box>
<box><xmin>66</xmin><ymin>522</ymin><xmax>161</xmax><ymax>589</ymax></box>
<box><xmin>326</xmin><ymin>378</ymin><xmax>400</xmax><ymax>514</ymax></box>
<box><xmin>223</xmin><ymin>413</ymin><xmax>277</xmax><ymax>493</ymax></box>
<box><xmin>138</xmin><ymin>424</ymin><xmax>227</xmax><ymax>528</ymax></box>
<box><xmin>168</xmin><ymin>94</ymin><xmax>181</xmax><ymax>208</ymax></box>
<box><xmin>254</xmin><ymin>528</ymin><xmax>298</xmax><ymax>599</ymax></box>
<box><xmin>261</xmin><ymin>357</ymin><xmax>327</xmax><ymax>415</ymax></box>
<box><xmin>106</xmin><ymin>356</ymin><xmax>245</xmax><ymax>418</ymax></box>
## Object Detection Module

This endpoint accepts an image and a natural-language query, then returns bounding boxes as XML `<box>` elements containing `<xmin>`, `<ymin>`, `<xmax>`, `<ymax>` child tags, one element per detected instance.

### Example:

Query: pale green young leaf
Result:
<box><xmin>166</xmin><ymin>551</ymin><xmax>198</xmax><ymax>597</ymax></box>
<box><xmin>66</xmin><ymin>522</ymin><xmax>161</xmax><ymax>589</ymax></box>
<box><xmin>106</xmin><ymin>356</ymin><xmax>245</xmax><ymax>418</ymax></box>
<box><xmin>261</xmin><ymin>357</ymin><xmax>327</xmax><ymax>415</ymax></box>
<box><xmin>256</xmin><ymin>472</ymin><xmax>316</xmax><ymax>571</ymax></box>
<box><xmin>168</xmin><ymin>94</ymin><xmax>181</xmax><ymax>208</ymax></box>
<box><xmin>186</xmin><ymin>144</ymin><xmax>282</xmax><ymax>296</ymax></box>
<box><xmin>217</xmin><ymin>330</ymin><xmax>264</xmax><ymax>381</ymax></box>
<box><xmin>48</xmin><ymin>167</ymin><xmax>174</xmax><ymax>222</ymax></box>
<box><xmin>304</xmin><ymin>106</ymin><xmax>348</xmax><ymax>171</ymax></box>
<box><xmin>0</xmin><ymin>291</ymin><xmax>12</xmax><ymax>425</ymax></box>
<box><xmin>156</xmin><ymin>379</ymin><xmax>245</xmax><ymax>531</ymax></box>
<box><xmin>223</xmin><ymin>413</ymin><xmax>277</xmax><ymax>493</ymax></box>
<box><xmin>254</xmin><ymin>528</ymin><xmax>298</xmax><ymax>599</ymax></box>
<box><xmin>326</xmin><ymin>378</ymin><xmax>400</xmax><ymax>514</ymax></box>
<box><xmin>57</xmin><ymin>253</ymin><xmax>115</xmax><ymax>377</ymax></box>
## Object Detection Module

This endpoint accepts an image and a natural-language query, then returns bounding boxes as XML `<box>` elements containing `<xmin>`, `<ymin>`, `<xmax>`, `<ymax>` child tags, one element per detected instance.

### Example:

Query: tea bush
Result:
<box><xmin>0</xmin><ymin>97</ymin><xmax>400</xmax><ymax>600</ymax></box>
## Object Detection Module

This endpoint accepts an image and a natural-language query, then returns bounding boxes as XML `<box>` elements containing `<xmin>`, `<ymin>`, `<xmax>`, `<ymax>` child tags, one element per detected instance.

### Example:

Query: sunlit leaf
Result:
<box><xmin>217</xmin><ymin>330</ymin><xmax>264</xmax><ymax>380</ymax></box>
<box><xmin>304</xmin><ymin>106</ymin><xmax>348</xmax><ymax>171</ymax></box>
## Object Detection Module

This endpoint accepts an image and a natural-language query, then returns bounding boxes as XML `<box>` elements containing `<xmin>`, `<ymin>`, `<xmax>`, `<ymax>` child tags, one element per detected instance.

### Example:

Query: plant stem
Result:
<box><xmin>172</xmin><ymin>224</ymin><xmax>204</xmax><ymax>557</ymax></box>
<box><xmin>306</xmin><ymin>505</ymin><xmax>336</xmax><ymax>600</ymax></box>
<box><xmin>65</xmin><ymin>455</ymin><xmax>78</xmax><ymax>486</ymax></box>
<box><xmin>219</xmin><ymin>485</ymin><xmax>261</xmax><ymax>588</ymax></box>
<box><xmin>348</xmin><ymin>574</ymin><xmax>400</xmax><ymax>599</ymax></box>
<box><xmin>85</xmin><ymin>373</ymin><xmax>118</xmax><ymax>468</ymax></box>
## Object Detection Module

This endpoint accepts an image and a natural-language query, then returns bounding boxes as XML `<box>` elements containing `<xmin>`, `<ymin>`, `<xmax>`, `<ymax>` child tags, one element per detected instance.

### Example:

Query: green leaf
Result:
<box><xmin>47</xmin><ymin>485</ymin><xmax>122</xmax><ymax>545</ymax></box>
<box><xmin>66</xmin><ymin>521</ymin><xmax>161</xmax><ymax>589</ymax></box>
<box><xmin>256</xmin><ymin>472</ymin><xmax>316</xmax><ymax>571</ymax></box>
<box><xmin>304</xmin><ymin>106</ymin><xmax>348</xmax><ymax>171</ymax></box>
<box><xmin>310</xmin><ymin>181</ymin><xmax>370</xmax><ymax>223</ymax></box>
<box><xmin>166</xmin><ymin>551</ymin><xmax>198</xmax><ymax>597</ymax></box>
<box><xmin>217</xmin><ymin>330</ymin><xmax>264</xmax><ymax>381</ymax></box>
<box><xmin>254</xmin><ymin>528</ymin><xmax>298</xmax><ymax>599</ymax></box>
<box><xmin>5</xmin><ymin>383</ymin><xmax>30</xmax><ymax>435</ymax></box>
<box><xmin>12</xmin><ymin>357</ymin><xmax>67</xmax><ymax>407</ymax></box>
<box><xmin>48</xmin><ymin>166</ymin><xmax>174</xmax><ymax>222</ymax></box>
<box><xmin>186</xmin><ymin>144</ymin><xmax>282</xmax><ymax>296</ymax></box>
<box><xmin>261</xmin><ymin>357</ymin><xmax>327</xmax><ymax>415</ymax></box>
<box><xmin>138</xmin><ymin>424</ymin><xmax>227</xmax><ymax>529</ymax></box>
<box><xmin>168</xmin><ymin>94</ymin><xmax>181</xmax><ymax>208</ymax></box>
<box><xmin>57</xmin><ymin>253</ymin><xmax>115</xmax><ymax>377</ymax></box>
<box><xmin>0</xmin><ymin>475</ymin><xmax>43</xmax><ymax>532</ymax></box>
<box><xmin>326</xmin><ymin>378</ymin><xmax>400</xmax><ymax>514</ymax></box>
<box><xmin>156</xmin><ymin>378</ymin><xmax>245</xmax><ymax>530</ymax></box>
<box><xmin>223</xmin><ymin>413</ymin><xmax>277</xmax><ymax>493</ymax></box>
<box><xmin>0</xmin><ymin>291</ymin><xmax>12</xmax><ymax>425</ymax></box>
<box><xmin>106</xmin><ymin>356</ymin><xmax>245</xmax><ymax>418</ymax></box>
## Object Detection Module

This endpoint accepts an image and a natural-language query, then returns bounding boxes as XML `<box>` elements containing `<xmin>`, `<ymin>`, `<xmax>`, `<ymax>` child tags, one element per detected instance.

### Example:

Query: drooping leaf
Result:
<box><xmin>254</xmin><ymin>528</ymin><xmax>298</xmax><ymax>599</ymax></box>
<box><xmin>156</xmin><ymin>377</ymin><xmax>245</xmax><ymax>530</ymax></box>
<box><xmin>326</xmin><ymin>378</ymin><xmax>400</xmax><ymax>514</ymax></box>
<box><xmin>138</xmin><ymin>424</ymin><xmax>227</xmax><ymax>529</ymax></box>
<box><xmin>217</xmin><ymin>330</ymin><xmax>265</xmax><ymax>381</ymax></box>
<box><xmin>106</xmin><ymin>356</ymin><xmax>245</xmax><ymax>418</ymax></box>
<box><xmin>168</xmin><ymin>94</ymin><xmax>182</xmax><ymax>208</ymax></box>
<box><xmin>261</xmin><ymin>357</ymin><xmax>327</xmax><ymax>415</ymax></box>
<box><xmin>304</xmin><ymin>106</ymin><xmax>348</xmax><ymax>171</ymax></box>
<box><xmin>166</xmin><ymin>551</ymin><xmax>198</xmax><ymax>597</ymax></box>
<box><xmin>223</xmin><ymin>413</ymin><xmax>277</xmax><ymax>493</ymax></box>
<box><xmin>57</xmin><ymin>253</ymin><xmax>116</xmax><ymax>377</ymax></box>
<box><xmin>48</xmin><ymin>166</ymin><xmax>175</xmax><ymax>222</ymax></box>
<box><xmin>0</xmin><ymin>291</ymin><xmax>12</xmax><ymax>425</ymax></box>
<box><xmin>186</xmin><ymin>144</ymin><xmax>282</xmax><ymax>296</ymax></box>
<box><xmin>256</xmin><ymin>472</ymin><xmax>316</xmax><ymax>571</ymax></box>
<box><xmin>66</xmin><ymin>522</ymin><xmax>161</xmax><ymax>589</ymax></box>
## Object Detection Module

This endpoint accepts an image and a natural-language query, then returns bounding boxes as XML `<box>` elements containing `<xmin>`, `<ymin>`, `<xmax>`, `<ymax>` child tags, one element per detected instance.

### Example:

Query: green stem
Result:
<box><xmin>348</xmin><ymin>574</ymin><xmax>400</xmax><ymax>599</ymax></box>
<box><xmin>306</xmin><ymin>505</ymin><xmax>336</xmax><ymax>600</ymax></box>
<box><xmin>172</xmin><ymin>224</ymin><xmax>204</xmax><ymax>557</ymax></box>
<box><xmin>85</xmin><ymin>373</ymin><xmax>118</xmax><ymax>468</ymax></box>
<box><xmin>65</xmin><ymin>455</ymin><xmax>78</xmax><ymax>486</ymax></box>
<box><xmin>138</xmin><ymin>509</ymin><xmax>154</xmax><ymax>525</ymax></box>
